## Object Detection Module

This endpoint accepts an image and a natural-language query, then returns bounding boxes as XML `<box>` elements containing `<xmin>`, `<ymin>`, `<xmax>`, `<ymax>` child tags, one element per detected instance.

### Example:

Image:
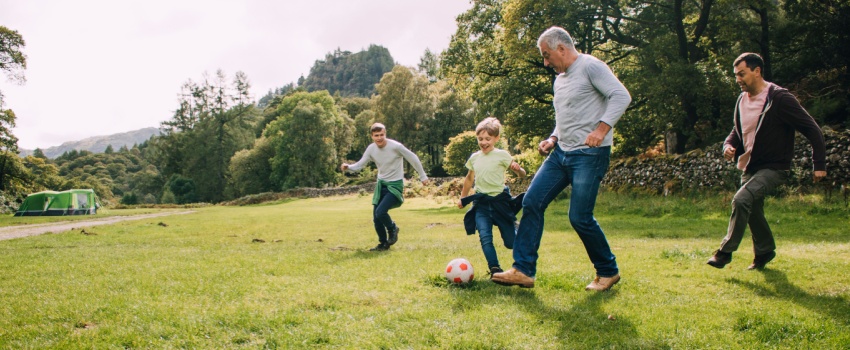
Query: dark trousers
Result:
<box><xmin>719</xmin><ymin>168</ymin><xmax>789</xmax><ymax>255</ymax></box>
<box><xmin>373</xmin><ymin>187</ymin><xmax>400</xmax><ymax>244</ymax></box>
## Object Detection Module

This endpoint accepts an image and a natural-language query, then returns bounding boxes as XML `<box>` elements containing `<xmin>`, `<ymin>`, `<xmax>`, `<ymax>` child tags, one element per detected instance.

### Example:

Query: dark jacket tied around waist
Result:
<box><xmin>461</xmin><ymin>187</ymin><xmax>525</xmax><ymax>236</ymax></box>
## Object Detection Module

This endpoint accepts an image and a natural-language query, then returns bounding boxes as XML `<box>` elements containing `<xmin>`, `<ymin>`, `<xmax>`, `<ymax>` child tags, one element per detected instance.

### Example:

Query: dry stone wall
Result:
<box><xmin>223</xmin><ymin>128</ymin><xmax>849</xmax><ymax>205</ymax></box>
<box><xmin>603</xmin><ymin>128</ymin><xmax>850</xmax><ymax>195</ymax></box>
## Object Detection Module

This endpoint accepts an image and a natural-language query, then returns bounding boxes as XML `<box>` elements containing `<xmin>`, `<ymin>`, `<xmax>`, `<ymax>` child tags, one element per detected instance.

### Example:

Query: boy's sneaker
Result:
<box><xmin>388</xmin><ymin>226</ymin><xmax>399</xmax><ymax>246</ymax></box>
<box><xmin>707</xmin><ymin>250</ymin><xmax>732</xmax><ymax>268</ymax></box>
<box><xmin>369</xmin><ymin>243</ymin><xmax>390</xmax><ymax>251</ymax></box>
<box><xmin>489</xmin><ymin>266</ymin><xmax>504</xmax><ymax>279</ymax></box>
<box><xmin>747</xmin><ymin>251</ymin><xmax>776</xmax><ymax>270</ymax></box>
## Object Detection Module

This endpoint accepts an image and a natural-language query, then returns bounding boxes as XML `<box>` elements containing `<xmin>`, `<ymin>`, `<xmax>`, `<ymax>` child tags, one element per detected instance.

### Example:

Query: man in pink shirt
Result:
<box><xmin>707</xmin><ymin>53</ymin><xmax>827</xmax><ymax>270</ymax></box>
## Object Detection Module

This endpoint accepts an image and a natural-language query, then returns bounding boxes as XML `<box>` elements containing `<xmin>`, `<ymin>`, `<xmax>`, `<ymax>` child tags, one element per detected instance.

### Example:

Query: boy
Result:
<box><xmin>458</xmin><ymin>117</ymin><xmax>526</xmax><ymax>276</ymax></box>
<box><xmin>342</xmin><ymin>123</ymin><xmax>429</xmax><ymax>251</ymax></box>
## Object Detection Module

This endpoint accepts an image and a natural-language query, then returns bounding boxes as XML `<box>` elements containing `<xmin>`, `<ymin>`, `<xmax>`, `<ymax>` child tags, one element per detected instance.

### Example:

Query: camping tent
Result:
<box><xmin>14</xmin><ymin>189</ymin><xmax>100</xmax><ymax>216</ymax></box>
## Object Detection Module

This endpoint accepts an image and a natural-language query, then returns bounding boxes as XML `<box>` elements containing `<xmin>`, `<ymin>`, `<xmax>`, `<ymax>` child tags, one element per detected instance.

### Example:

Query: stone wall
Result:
<box><xmin>223</xmin><ymin>128</ymin><xmax>850</xmax><ymax>205</ymax></box>
<box><xmin>603</xmin><ymin>128</ymin><xmax>850</xmax><ymax>195</ymax></box>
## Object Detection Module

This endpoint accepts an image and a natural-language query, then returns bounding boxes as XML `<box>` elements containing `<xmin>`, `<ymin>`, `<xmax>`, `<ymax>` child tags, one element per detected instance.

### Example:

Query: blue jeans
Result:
<box><xmin>373</xmin><ymin>187</ymin><xmax>400</xmax><ymax>244</ymax></box>
<box><xmin>474</xmin><ymin>201</ymin><xmax>517</xmax><ymax>269</ymax></box>
<box><xmin>512</xmin><ymin>145</ymin><xmax>618</xmax><ymax>278</ymax></box>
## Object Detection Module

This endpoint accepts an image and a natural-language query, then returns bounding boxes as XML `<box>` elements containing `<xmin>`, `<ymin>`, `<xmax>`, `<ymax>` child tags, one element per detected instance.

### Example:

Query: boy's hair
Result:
<box><xmin>475</xmin><ymin>117</ymin><xmax>502</xmax><ymax>137</ymax></box>
<box><xmin>370</xmin><ymin>123</ymin><xmax>386</xmax><ymax>133</ymax></box>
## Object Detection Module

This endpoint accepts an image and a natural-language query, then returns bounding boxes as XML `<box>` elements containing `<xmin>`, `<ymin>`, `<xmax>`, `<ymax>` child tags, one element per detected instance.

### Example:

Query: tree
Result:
<box><xmin>442</xmin><ymin>0</ymin><xmax>748</xmax><ymax>154</ymax></box>
<box><xmin>22</xmin><ymin>156</ymin><xmax>62</xmax><ymax>191</ymax></box>
<box><xmin>0</xmin><ymin>26</ymin><xmax>27</xmax><ymax>84</ymax></box>
<box><xmin>373</xmin><ymin>65</ymin><xmax>434</xmax><ymax>154</ymax></box>
<box><xmin>418</xmin><ymin>48</ymin><xmax>441</xmax><ymax>82</ymax></box>
<box><xmin>301</xmin><ymin>45</ymin><xmax>395</xmax><ymax>97</ymax></box>
<box><xmin>0</xmin><ymin>26</ymin><xmax>26</xmax><ymax>193</ymax></box>
<box><xmin>443</xmin><ymin>131</ymin><xmax>480</xmax><ymax>176</ymax></box>
<box><xmin>421</xmin><ymin>81</ymin><xmax>475</xmax><ymax>174</ymax></box>
<box><xmin>263</xmin><ymin>91</ymin><xmax>353</xmax><ymax>190</ymax></box>
<box><xmin>228</xmin><ymin>136</ymin><xmax>275</xmax><ymax>197</ymax></box>
<box><xmin>773</xmin><ymin>0</ymin><xmax>850</xmax><ymax>127</ymax></box>
<box><xmin>156</xmin><ymin>70</ymin><xmax>259</xmax><ymax>202</ymax></box>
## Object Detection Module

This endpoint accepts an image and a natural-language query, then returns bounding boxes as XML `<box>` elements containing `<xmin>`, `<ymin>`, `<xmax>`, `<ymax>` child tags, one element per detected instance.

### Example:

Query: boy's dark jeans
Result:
<box><xmin>373</xmin><ymin>187</ymin><xmax>400</xmax><ymax>244</ymax></box>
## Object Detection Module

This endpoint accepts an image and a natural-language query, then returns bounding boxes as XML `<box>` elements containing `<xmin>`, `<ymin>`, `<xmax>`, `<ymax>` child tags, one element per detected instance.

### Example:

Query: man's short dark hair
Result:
<box><xmin>734</xmin><ymin>52</ymin><xmax>764</xmax><ymax>73</ymax></box>
<box><xmin>370</xmin><ymin>123</ymin><xmax>386</xmax><ymax>134</ymax></box>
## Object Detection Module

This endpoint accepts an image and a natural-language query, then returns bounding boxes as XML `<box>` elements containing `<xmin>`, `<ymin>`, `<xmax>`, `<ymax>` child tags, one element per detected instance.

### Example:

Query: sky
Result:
<box><xmin>0</xmin><ymin>0</ymin><xmax>473</xmax><ymax>150</ymax></box>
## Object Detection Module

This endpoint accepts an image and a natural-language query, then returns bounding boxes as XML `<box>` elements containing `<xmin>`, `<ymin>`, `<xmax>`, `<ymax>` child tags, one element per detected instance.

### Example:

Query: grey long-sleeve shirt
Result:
<box><xmin>347</xmin><ymin>139</ymin><xmax>429</xmax><ymax>182</ymax></box>
<box><xmin>551</xmin><ymin>54</ymin><xmax>631</xmax><ymax>151</ymax></box>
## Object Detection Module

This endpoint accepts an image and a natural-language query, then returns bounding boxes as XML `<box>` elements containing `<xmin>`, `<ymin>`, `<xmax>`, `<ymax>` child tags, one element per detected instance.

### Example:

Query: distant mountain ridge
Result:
<box><xmin>19</xmin><ymin>127</ymin><xmax>161</xmax><ymax>159</ymax></box>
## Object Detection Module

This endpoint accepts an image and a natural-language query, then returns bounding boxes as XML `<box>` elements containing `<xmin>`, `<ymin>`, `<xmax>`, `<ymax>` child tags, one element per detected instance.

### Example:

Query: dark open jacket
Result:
<box><xmin>461</xmin><ymin>188</ymin><xmax>524</xmax><ymax>236</ymax></box>
<box><xmin>724</xmin><ymin>83</ymin><xmax>826</xmax><ymax>173</ymax></box>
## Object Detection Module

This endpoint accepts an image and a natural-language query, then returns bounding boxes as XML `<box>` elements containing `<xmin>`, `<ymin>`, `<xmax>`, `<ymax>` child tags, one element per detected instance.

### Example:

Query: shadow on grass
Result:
<box><xmin>727</xmin><ymin>269</ymin><xmax>850</xmax><ymax>325</ymax></box>
<box><xmin>506</xmin><ymin>289</ymin><xmax>642</xmax><ymax>347</ymax></box>
<box><xmin>327</xmin><ymin>248</ymin><xmax>393</xmax><ymax>263</ymax></box>
<box><xmin>438</xmin><ymin>279</ymin><xmax>647</xmax><ymax>348</ymax></box>
<box><xmin>407</xmin><ymin>206</ymin><xmax>463</xmax><ymax>216</ymax></box>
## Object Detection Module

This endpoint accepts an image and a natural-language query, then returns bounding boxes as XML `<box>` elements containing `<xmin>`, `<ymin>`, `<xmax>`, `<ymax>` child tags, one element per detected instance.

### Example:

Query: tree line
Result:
<box><xmin>1</xmin><ymin>0</ymin><xmax>848</xmax><ymax>209</ymax></box>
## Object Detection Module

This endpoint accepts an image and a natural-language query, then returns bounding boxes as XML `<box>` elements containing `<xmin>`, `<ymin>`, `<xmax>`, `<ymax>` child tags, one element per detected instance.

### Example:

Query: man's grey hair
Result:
<box><xmin>537</xmin><ymin>26</ymin><xmax>574</xmax><ymax>51</ymax></box>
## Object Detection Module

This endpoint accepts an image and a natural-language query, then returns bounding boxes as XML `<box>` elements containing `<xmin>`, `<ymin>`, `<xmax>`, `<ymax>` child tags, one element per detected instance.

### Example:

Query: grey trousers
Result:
<box><xmin>719</xmin><ymin>168</ymin><xmax>789</xmax><ymax>255</ymax></box>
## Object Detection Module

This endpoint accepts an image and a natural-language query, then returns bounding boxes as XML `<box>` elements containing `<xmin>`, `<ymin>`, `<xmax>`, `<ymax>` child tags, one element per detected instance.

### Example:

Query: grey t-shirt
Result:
<box><xmin>347</xmin><ymin>139</ymin><xmax>428</xmax><ymax>182</ymax></box>
<box><xmin>551</xmin><ymin>54</ymin><xmax>631</xmax><ymax>151</ymax></box>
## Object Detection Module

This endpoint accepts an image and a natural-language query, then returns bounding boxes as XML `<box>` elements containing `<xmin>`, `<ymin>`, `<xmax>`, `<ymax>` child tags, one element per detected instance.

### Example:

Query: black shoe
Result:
<box><xmin>707</xmin><ymin>250</ymin><xmax>732</xmax><ymax>269</ymax></box>
<box><xmin>388</xmin><ymin>226</ymin><xmax>399</xmax><ymax>246</ymax></box>
<box><xmin>747</xmin><ymin>251</ymin><xmax>776</xmax><ymax>270</ymax></box>
<box><xmin>369</xmin><ymin>243</ymin><xmax>390</xmax><ymax>251</ymax></box>
<box><xmin>489</xmin><ymin>266</ymin><xmax>503</xmax><ymax>279</ymax></box>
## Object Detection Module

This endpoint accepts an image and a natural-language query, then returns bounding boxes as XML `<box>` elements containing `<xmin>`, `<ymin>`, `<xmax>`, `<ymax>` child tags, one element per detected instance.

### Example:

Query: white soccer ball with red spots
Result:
<box><xmin>445</xmin><ymin>258</ymin><xmax>474</xmax><ymax>284</ymax></box>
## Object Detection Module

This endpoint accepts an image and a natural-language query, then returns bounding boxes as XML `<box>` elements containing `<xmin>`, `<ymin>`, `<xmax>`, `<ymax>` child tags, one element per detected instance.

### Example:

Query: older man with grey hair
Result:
<box><xmin>492</xmin><ymin>26</ymin><xmax>631</xmax><ymax>291</ymax></box>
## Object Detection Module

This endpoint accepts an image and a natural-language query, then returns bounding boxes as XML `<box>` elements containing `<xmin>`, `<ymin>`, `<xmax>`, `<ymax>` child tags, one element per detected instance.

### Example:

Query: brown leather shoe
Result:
<box><xmin>585</xmin><ymin>274</ymin><xmax>620</xmax><ymax>291</ymax></box>
<box><xmin>747</xmin><ymin>251</ymin><xmax>776</xmax><ymax>270</ymax></box>
<box><xmin>491</xmin><ymin>268</ymin><xmax>535</xmax><ymax>288</ymax></box>
<box><xmin>707</xmin><ymin>250</ymin><xmax>732</xmax><ymax>269</ymax></box>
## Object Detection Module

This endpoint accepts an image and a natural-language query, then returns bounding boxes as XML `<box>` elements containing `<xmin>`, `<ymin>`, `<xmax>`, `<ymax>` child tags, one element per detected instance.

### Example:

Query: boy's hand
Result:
<box><xmin>340</xmin><ymin>163</ymin><xmax>350</xmax><ymax>171</ymax></box>
<box><xmin>510</xmin><ymin>162</ymin><xmax>527</xmax><ymax>178</ymax></box>
<box><xmin>457</xmin><ymin>199</ymin><xmax>464</xmax><ymax>209</ymax></box>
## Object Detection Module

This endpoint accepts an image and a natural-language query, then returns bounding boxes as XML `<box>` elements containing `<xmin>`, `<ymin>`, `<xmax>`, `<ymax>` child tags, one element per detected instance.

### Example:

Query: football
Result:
<box><xmin>445</xmin><ymin>258</ymin><xmax>474</xmax><ymax>284</ymax></box>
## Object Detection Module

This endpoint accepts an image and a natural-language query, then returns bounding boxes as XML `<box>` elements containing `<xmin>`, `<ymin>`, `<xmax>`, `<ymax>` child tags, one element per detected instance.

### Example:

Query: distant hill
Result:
<box><xmin>301</xmin><ymin>44</ymin><xmax>395</xmax><ymax>97</ymax></box>
<box><xmin>19</xmin><ymin>127</ymin><xmax>161</xmax><ymax>159</ymax></box>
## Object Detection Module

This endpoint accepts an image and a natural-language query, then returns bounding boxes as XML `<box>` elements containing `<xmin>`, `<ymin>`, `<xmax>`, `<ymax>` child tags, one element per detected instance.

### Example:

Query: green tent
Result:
<box><xmin>14</xmin><ymin>189</ymin><xmax>100</xmax><ymax>217</ymax></box>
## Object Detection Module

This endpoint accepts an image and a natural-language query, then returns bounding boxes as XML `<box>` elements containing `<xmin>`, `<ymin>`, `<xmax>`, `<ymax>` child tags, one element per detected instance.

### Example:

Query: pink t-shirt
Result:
<box><xmin>736</xmin><ymin>83</ymin><xmax>771</xmax><ymax>170</ymax></box>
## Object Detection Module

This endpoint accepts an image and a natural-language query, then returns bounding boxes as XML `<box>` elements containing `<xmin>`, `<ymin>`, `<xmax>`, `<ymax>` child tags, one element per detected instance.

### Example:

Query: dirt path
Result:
<box><xmin>0</xmin><ymin>211</ymin><xmax>195</xmax><ymax>241</ymax></box>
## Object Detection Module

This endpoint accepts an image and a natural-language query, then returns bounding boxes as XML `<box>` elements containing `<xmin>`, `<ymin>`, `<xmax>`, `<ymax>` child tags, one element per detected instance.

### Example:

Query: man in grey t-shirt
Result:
<box><xmin>493</xmin><ymin>26</ymin><xmax>631</xmax><ymax>291</ymax></box>
<box><xmin>342</xmin><ymin>123</ymin><xmax>429</xmax><ymax>251</ymax></box>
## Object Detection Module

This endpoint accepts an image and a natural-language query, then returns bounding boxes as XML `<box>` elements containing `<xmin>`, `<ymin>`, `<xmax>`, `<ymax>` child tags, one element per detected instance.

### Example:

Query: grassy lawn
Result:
<box><xmin>0</xmin><ymin>192</ymin><xmax>848</xmax><ymax>348</ymax></box>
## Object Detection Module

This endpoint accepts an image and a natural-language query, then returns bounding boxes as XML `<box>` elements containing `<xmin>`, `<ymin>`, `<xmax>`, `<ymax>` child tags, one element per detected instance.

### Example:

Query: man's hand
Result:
<box><xmin>457</xmin><ymin>199</ymin><xmax>464</xmax><ymax>209</ymax></box>
<box><xmin>421</xmin><ymin>178</ymin><xmax>431</xmax><ymax>186</ymax></box>
<box><xmin>538</xmin><ymin>138</ymin><xmax>555</xmax><ymax>156</ymax></box>
<box><xmin>584</xmin><ymin>122</ymin><xmax>612</xmax><ymax>148</ymax></box>
<box><xmin>813</xmin><ymin>170</ymin><xmax>827</xmax><ymax>183</ymax></box>
<box><xmin>340</xmin><ymin>163</ymin><xmax>349</xmax><ymax>171</ymax></box>
<box><xmin>723</xmin><ymin>147</ymin><xmax>736</xmax><ymax>161</ymax></box>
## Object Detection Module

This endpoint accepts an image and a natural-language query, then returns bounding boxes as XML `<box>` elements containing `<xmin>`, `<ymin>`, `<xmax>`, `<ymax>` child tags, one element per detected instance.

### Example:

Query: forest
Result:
<box><xmin>1</xmin><ymin>0</ymin><xmax>848</xmax><ymax>209</ymax></box>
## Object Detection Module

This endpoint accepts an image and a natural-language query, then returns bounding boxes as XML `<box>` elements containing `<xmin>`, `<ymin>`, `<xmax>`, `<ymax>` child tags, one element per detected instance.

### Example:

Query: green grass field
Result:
<box><xmin>1</xmin><ymin>192</ymin><xmax>848</xmax><ymax>349</ymax></box>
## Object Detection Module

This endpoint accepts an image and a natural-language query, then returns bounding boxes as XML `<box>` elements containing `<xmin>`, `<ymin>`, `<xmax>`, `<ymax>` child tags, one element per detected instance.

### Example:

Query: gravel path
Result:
<box><xmin>0</xmin><ymin>211</ymin><xmax>195</xmax><ymax>241</ymax></box>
